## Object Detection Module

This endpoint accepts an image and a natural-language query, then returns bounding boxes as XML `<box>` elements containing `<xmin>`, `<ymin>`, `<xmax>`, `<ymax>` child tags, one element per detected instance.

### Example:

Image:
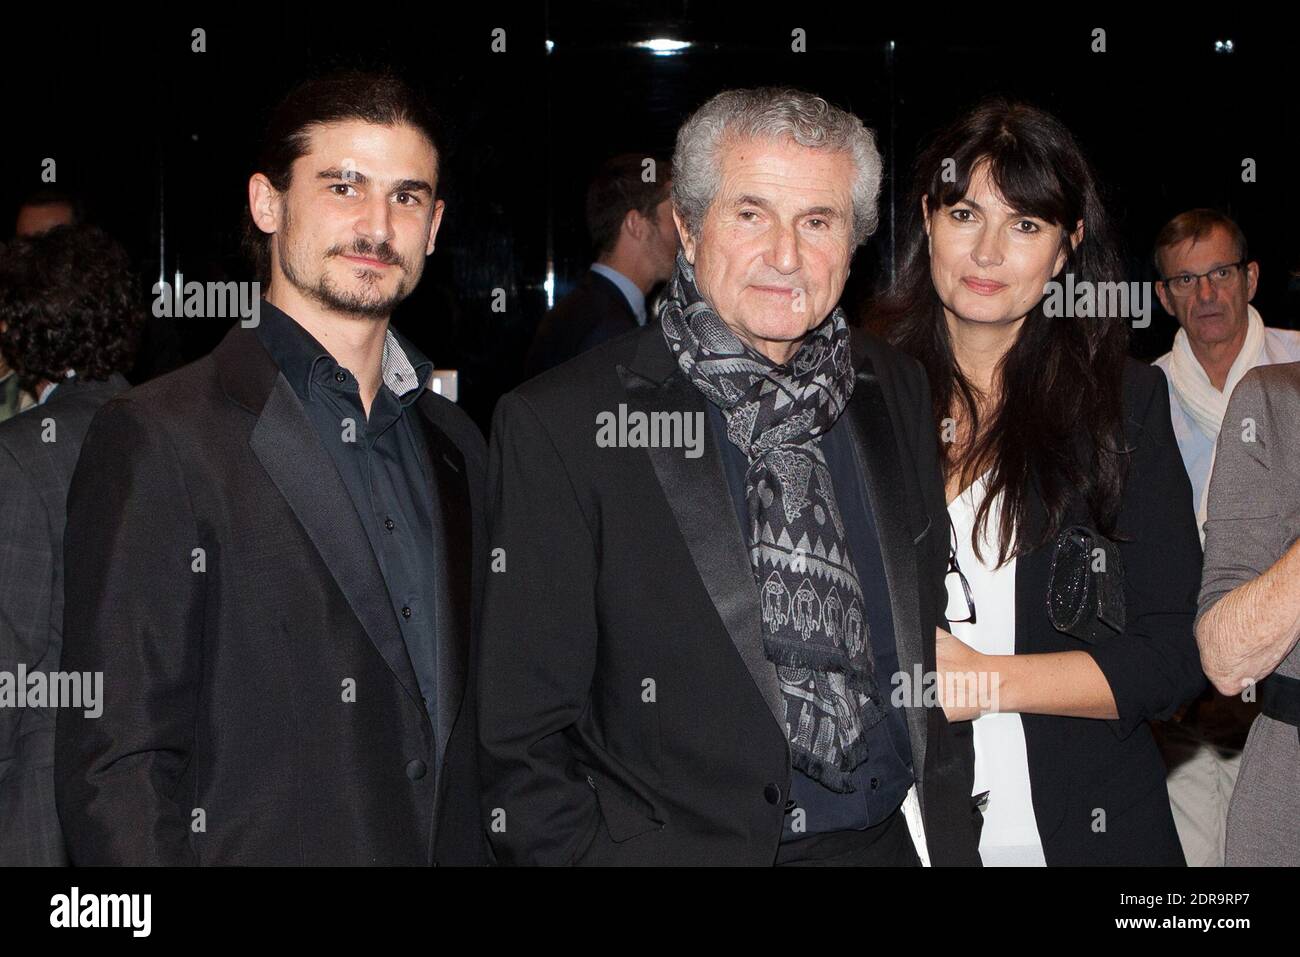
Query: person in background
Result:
<box><xmin>0</xmin><ymin>349</ymin><xmax>36</xmax><ymax>423</ymax></box>
<box><xmin>877</xmin><ymin>98</ymin><xmax>1205</xmax><ymax>865</ymax></box>
<box><xmin>1152</xmin><ymin>209</ymin><xmax>1300</xmax><ymax>530</ymax></box>
<box><xmin>0</xmin><ymin>188</ymin><xmax>71</xmax><ymax>419</ymax></box>
<box><xmin>14</xmin><ymin>185</ymin><xmax>184</xmax><ymax>385</ymax></box>
<box><xmin>1149</xmin><ymin>209</ymin><xmax>1300</xmax><ymax>866</ymax></box>
<box><xmin>1196</xmin><ymin>360</ymin><xmax>1300</xmax><ymax>865</ymax></box>
<box><xmin>523</xmin><ymin>153</ymin><xmax>678</xmax><ymax>377</ymax></box>
<box><xmin>13</xmin><ymin>188</ymin><xmax>81</xmax><ymax>239</ymax></box>
<box><xmin>0</xmin><ymin>224</ymin><xmax>141</xmax><ymax>865</ymax></box>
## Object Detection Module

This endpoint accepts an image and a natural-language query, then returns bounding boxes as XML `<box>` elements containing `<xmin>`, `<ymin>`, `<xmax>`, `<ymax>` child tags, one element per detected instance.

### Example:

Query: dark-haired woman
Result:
<box><xmin>874</xmin><ymin>100</ymin><xmax>1205</xmax><ymax>865</ymax></box>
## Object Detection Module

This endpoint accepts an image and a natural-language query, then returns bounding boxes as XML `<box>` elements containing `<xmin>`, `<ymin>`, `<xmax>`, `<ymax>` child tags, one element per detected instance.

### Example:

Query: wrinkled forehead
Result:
<box><xmin>713</xmin><ymin>134</ymin><xmax>855</xmax><ymax>212</ymax></box>
<box><xmin>1158</xmin><ymin>226</ymin><xmax>1241</xmax><ymax>273</ymax></box>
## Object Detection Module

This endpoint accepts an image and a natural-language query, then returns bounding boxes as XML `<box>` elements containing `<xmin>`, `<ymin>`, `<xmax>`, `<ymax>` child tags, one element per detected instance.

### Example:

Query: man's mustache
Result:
<box><xmin>328</xmin><ymin>241</ymin><xmax>406</xmax><ymax>270</ymax></box>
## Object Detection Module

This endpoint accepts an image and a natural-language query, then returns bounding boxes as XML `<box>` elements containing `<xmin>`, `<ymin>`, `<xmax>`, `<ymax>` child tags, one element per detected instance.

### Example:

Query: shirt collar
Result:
<box><xmin>379</xmin><ymin>327</ymin><xmax>430</xmax><ymax>405</ymax></box>
<box><xmin>254</xmin><ymin>299</ymin><xmax>432</xmax><ymax>407</ymax></box>
<box><xmin>38</xmin><ymin>370</ymin><xmax>76</xmax><ymax>405</ymax></box>
<box><xmin>590</xmin><ymin>263</ymin><xmax>647</xmax><ymax>326</ymax></box>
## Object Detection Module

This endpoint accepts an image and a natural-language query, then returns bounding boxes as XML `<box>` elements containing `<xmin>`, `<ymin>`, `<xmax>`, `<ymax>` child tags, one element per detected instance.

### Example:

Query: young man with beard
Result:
<box><xmin>55</xmin><ymin>72</ymin><xmax>489</xmax><ymax>865</ymax></box>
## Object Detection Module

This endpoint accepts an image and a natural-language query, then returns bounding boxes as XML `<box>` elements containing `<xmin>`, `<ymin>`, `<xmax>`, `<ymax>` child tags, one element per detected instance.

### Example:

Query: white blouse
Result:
<box><xmin>945</xmin><ymin>473</ymin><xmax>1047</xmax><ymax>867</ymax></box>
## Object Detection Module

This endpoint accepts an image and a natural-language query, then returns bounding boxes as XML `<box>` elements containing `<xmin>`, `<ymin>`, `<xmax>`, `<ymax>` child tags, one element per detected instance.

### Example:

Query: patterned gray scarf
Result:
<box><xmin>659</xmin><ymin>251</ymin><xmax>886</xmax><ymax>792</ymax></box>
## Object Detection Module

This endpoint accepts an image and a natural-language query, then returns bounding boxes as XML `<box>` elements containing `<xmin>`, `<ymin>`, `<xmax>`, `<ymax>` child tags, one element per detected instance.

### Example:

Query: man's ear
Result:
<box><xmin>1245</xmin><ymin>260</ymin><xmax>1260</xmax><ymax>302</ymax></box>
<box><xmin>624</xmin><ymin>207</ymin><xmax>648</xmax><ymax>243</ymax></box>
<box><xmin>426</xmin><ymin>198</ymin><xmax>446</xmax><ymax>256</ymax></box>
<box><xmin>672</xmin><ymin>207</ymin><xmax>696</xmax><ymax>264</ymax></box>
<box><xmin>248</xmin><ymin>173</ymin><xmax>281</xmax><ymax>236</ymax></box>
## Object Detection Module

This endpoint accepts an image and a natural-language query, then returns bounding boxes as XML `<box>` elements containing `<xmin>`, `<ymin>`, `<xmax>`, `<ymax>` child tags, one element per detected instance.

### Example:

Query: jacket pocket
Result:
<box><xmin>578</xmin><ymin>764</ymin><xmax>664</xmax><ymax>843</ymax></box>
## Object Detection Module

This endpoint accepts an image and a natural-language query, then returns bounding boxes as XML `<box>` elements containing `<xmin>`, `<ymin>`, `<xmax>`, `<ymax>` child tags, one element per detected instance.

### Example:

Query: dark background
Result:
<box><xmin>4</xmin><ymin>3</ymin><xmax>1293</xmax><ymax>431</ymax></box>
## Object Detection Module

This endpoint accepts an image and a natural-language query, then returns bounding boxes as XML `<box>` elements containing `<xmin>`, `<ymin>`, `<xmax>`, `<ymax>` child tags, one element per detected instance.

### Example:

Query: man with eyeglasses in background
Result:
<box><xmin>1151</xmin><ymin>208</ymin><xmax>1300</xmax><ymax>867</ymax></box>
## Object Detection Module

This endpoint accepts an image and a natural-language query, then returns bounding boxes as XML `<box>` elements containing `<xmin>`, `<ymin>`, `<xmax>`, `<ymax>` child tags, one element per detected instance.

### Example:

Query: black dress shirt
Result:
<box><xmin>254</xmin><ymin>302</ymin><xmax>442</xmax><ymax>743</ymax></box>
<box><xmin>707</xmin><ymin>401</ymin><xmax>915</xmax><ymax>841</ymax></box>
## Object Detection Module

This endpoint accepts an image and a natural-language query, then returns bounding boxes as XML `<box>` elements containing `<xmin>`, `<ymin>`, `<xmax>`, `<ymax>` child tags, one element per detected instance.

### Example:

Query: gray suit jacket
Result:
<box><xmin>1197</xmin><ymin>360</ymin><xmax>1300</xmax><ymax>865</ymax></box>
<box><xmin>0</xmin><ymin>374</ymin><xmax>129</xmax><ymax>865</ymax></box>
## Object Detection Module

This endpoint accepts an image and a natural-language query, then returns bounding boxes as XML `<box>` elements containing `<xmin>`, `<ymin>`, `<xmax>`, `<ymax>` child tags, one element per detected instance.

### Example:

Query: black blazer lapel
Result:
<box><xmin>413</xmin><ymin>396</ymin><xmax>472</xmax><ymax>763</ymax></box>
<box><xmin>841</xmin><ymin>346</ymin><xmax>930</xmax><ymax>783</ymax></box>
<box><xmin>247</xmin><ymin>372</ymin><xmax>424</xmax><ymax>712</ymax></box>
<box><xmin>617</xmin><ymin>334</ymin><xmax>787</xmax><ymax>738</ymax></box>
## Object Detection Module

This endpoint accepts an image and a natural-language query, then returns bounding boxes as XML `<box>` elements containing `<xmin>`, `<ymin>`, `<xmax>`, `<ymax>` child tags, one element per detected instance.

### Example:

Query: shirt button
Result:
<box><xmin>401</xmin><ymin>606</ymin><xmax>412</xmax><ymax>619</ymax></box>
<box><xmin>870</xmin><ymin>777</ymin><xmax>880</xmax><ymax>791</ymax></box>
<box><xmin>406</xmin><ymin>759</ymin><xmax>427</xmax><ymax>781</ymax></box>
<box><xmin>384</xmin><ymin>517</ymin><xmax>395</xmax><ymax>531</ymax></box>
<box><xmin>334</xmin><ymin>371</ymin><xmax>347</xmax><ymax>383</ymax></box>
<box><xmin>763</xmin><ymin>783</ymin><xmax>781</xmax><ymax>805</ymax></box>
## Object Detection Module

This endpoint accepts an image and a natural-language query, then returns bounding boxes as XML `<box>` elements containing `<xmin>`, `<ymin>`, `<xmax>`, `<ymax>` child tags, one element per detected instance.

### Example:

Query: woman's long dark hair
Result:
<box><xmin>871</xmin><ymin>98</ymin><xmax>1130</xmax><ymax>565</ymax></box>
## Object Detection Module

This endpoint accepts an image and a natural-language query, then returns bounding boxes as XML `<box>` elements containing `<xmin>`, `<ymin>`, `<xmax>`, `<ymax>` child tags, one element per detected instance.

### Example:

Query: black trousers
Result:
<box><xmin>774</xmin><ymin>805</ymin><xmax>921</xmax><ymax>866</ymax></box>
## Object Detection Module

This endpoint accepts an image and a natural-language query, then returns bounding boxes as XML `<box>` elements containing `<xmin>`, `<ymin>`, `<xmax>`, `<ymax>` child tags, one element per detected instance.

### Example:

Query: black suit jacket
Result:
<box><xmin>54</xmin><ymin>324</ymin><xmax>489</xmax><ymax>865</ymax></box>
<box><xmin>0</xmin><ymin>375</ymin><xmax>128</xmax><ymax>866</ymax></box>
<box><xmin>1012</xmin><ymin>359</ymin><xmax>1205</xmax><ymax>865</ymax></box>
<box><xmin>523</xmin><ymin>269</ymin><xmax>640</xmax><ymax>379</ymax></box>
<box><xmin>478</xmin><ymin>324</ymin><xmax>982</xmax><ymax>865</ymax></box>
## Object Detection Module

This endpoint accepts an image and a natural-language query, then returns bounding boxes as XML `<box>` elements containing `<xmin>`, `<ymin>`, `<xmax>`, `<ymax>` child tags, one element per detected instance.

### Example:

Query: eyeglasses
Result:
<box><xmin>1160</xmin><ymin>260</ymin><xmax>1248</xmax><ymax>297</ymax></box>
<box><xmin>945</xmin><ymin>515</ymin><xmax>977</xmax><ymax>625</ymax></box>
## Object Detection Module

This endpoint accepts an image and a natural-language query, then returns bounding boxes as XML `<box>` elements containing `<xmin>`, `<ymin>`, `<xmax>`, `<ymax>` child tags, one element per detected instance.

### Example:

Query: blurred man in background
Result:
<box><xmin>0</xmin><ymin>188</ymin><xmax>78</xmax><ymax>420</ymax></box>
<box><xmin>524</xmin><ymin>153</ymin><xmax>678</xmax><ymax>377</ymax></box>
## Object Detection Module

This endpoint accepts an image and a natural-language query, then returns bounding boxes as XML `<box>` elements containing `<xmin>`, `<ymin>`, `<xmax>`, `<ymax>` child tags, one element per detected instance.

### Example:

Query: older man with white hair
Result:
<box><xmin>477</xmin><ymin>88</ymin><xmax>982</xmax><ymax>866</ymax></box>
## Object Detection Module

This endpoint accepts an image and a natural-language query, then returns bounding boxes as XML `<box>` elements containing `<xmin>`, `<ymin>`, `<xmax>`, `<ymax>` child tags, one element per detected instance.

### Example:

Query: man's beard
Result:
<box><xmin>278</xmin><ymin>229</ymin><xmax>414</xmax><ymax>320</ymax></box>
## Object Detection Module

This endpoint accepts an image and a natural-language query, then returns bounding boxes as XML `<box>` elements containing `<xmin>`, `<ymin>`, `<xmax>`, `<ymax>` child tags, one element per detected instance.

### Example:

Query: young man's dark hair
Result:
<box><xmin>54</xmin><ymin>65</ymin><xmax>487</xmax><ymax>868</ymax></box>
<box><xmin>584</xmin><ymin>153</ymin><xmax>673</xmax><ymax>257</ymax></box>
<box><xmin>242</xmin><ymin>70</ymin><xmax>444</xmax><ymax>284</ymax></box>
<box><xmin>0</xmin><ymin>224</ymin><xmax>142</xmax><ymax>386</ymax></box>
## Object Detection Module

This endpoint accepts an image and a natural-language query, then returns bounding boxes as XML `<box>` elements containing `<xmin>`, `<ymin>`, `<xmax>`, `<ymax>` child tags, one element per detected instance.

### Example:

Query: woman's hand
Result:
<box><xmin>935</xmin><ymin>626</ymin><xmax>1000</xmax><ymax>721</ymax></box>
<box><xmin>936</xmin><ymin>627</ymin><xmax>1120</xmax><ymax>719</ymax></box>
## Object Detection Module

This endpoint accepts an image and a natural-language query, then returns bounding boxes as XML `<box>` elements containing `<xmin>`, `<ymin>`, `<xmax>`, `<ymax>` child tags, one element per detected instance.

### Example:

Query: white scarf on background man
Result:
<box><xmin>1167</xmin><ymin>305</ymin><xmax>1267</xmax><ymax>541</ymax></box>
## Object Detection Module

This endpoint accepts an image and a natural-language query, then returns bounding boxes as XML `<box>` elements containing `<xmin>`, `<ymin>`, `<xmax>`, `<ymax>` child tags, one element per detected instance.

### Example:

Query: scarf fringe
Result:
<box><xmin>763</xmin><ymin>638</ymin><xmax>878</xmax><ymax>691</ymax></box>
<box><xmin>789</xmin><ymin>733</ymin><xmax>878</xmax><ymax>794</ymax></box>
